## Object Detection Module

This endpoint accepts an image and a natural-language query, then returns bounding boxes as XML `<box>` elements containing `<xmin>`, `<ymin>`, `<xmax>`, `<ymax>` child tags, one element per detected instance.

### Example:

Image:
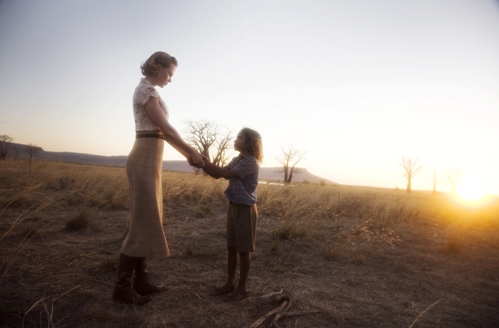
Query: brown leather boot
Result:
<box><xmin>112</xmin><ymin>253</ymin><xmax>151</xmax><ymax>304</ymax></box>
<box><xmin>133</xmin><ymin>257</ymin><xmax>167</xmax><ymax>296</ymax></box>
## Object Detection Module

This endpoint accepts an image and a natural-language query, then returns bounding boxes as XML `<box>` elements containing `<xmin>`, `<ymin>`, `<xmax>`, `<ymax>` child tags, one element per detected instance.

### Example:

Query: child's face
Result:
<box><xmin>234</xmin><ymin>132</ymin><xmax>247</xmax><ymax>152</ymax></box>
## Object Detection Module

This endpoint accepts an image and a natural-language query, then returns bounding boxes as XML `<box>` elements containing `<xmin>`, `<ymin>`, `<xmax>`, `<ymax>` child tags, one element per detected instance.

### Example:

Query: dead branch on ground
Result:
<box><xmin>250</xmin><ymin>288</ymin><xmax>321</xmax><ymax>328</ymax></box>
<box><xmin>249</xmin><ymin>301</ymin><xmax>288</xmax><ymax>328</ymax></box>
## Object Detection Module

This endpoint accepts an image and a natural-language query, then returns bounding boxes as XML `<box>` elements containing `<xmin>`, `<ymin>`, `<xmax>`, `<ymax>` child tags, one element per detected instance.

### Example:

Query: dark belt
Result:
<box><xmin>230</xmin><ymin>201</ymin><xmax>251</xmax><ymax>207</ymax></box>
<box><xmin>136</xmin><ymin>133</ymin><xmax>164</xmax><ymax>139</ymax></box>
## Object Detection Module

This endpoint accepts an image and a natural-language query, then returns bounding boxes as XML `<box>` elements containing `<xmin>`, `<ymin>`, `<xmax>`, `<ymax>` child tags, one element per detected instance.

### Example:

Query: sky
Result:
<box><xmin>1</xmin><ymin>0</ymin><xmax>499</xmax><ymax>195</ymax></box>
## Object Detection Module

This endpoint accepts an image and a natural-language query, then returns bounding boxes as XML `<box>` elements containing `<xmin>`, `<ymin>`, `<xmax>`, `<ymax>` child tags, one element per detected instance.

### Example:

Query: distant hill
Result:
<box><xmin>6</xmin><ymin>143</ymin><xmax>337</xmax><ymax>184</ymax></box>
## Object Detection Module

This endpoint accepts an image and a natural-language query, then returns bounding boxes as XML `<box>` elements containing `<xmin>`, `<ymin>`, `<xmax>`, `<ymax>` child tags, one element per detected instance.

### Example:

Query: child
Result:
<box><xmin>202</xmin><ymin>127</ymin><xmax>263</xmax><ymax>302</ymax></box>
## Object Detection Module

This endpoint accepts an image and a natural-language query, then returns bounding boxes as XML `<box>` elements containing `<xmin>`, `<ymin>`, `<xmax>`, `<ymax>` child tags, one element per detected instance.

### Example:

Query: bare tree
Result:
<box><xmin>430</xmin><ymin>169</ymin><xmax>439</xmax><ymax>195</ymax></box>
<box><xmin>276</xmin><ymin>146</ymin><xmax>306</xmax><ymax>184</ymax></box>
<box><xmin>211</xmin><ymin>133</ymin><xmax>233</xmax><ymax>167</ymax></box>
<box><xmin>446</xmin><ymin>167</ymin><xmax>464</xmax><ymax>196</ymax></box>
<box><xmin>398</xmin><ymin>156</ymin><xmax>423</xmax><ymax>193</ymax></box>
<box><xmin>0</xmin><ymin>134</ymin><xmax>13</xmax><ymax>160</ymax></box>
<box><xmin>26</xmin><ymin>143</ymin><xmax>39</xmax><ymax>177</ymax></box>
<box><xmin>185</xmin><ymin>120</ymin><xmax>234</xmax><ymax>167</ymax></box>
<box><xmin>11</xmin><ymin>147</ymin><xmax>19</xmax><ymax>160</ymax></box>
<box><xmin>26</xmin><ymin>143</ymin><xmax>39</xmax><ymax>164</ymax></box>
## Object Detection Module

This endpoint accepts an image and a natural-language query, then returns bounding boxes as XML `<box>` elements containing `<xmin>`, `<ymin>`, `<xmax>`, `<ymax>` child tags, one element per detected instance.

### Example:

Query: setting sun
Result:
<box><xmin>456</xmin><ymin>174</ymin><xmax>486</xmax><ymax>203</ymax></box>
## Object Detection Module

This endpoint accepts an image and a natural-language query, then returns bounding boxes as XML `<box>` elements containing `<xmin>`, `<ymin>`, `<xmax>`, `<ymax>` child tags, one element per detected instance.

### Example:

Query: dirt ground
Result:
<box><xmin>1</xmin><ymin>202</ymin><xmax>499</xmax><ymax>327</ymax></box>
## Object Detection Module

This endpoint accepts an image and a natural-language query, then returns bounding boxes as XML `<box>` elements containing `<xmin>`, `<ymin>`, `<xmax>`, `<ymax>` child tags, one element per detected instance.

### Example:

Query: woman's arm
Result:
<box><xmin>144</xmin><ymin>97</ymin><xmax>204</xmax><ymax>167</ymax></box>
<box><xmin>202</xmin><ymin>159</ymin><xmax>239</xmax><ymax>180</ymax></box>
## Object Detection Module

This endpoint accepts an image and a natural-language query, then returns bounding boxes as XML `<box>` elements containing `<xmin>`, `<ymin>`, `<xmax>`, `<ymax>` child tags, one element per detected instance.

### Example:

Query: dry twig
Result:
<box><xmin>251</xmin><ymin>289</ymin><xmax>321</xmax><ymax>327</ymax></box>
<box><xmin>249</xmin><ymin>301</ymin><xmax>288</xmax><ymax>328</ymax></box>
<box><xmin>254</xmin><ymin>288</ymin><xmax>283</xmax><ymax>304</ymax></box>
<box><xmin>271</xmin><ymin>293</ymin><xmax>296</xmax><ymax>326</ymax></box>
<box><xmin>22</xmin><ymin>285</ymin><xmax>81</xmax><ymax>328</ymax></box>
<box><xmin>408</xmin><ymin>298</ymin><xmax>444</xmax><ymax>328</ymax></box>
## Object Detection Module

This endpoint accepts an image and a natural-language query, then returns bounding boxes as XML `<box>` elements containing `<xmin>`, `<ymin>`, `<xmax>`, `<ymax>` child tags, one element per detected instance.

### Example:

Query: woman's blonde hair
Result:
<box><xmin>140</xmin><ymin>51</ymin><xmax>178</xmax><ymax>77</ymax></box>
<box><xmin>240</xmin><ymin>127</ymin><xmax>263</xmax><ymax>164</ymax></box>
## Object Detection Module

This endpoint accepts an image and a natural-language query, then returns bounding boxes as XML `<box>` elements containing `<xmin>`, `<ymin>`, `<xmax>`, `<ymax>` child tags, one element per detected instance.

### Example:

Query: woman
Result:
<box><xmin>112</xmin><ymin>51</ymin><xmax>205</xmax><ymax>304</ymax></box>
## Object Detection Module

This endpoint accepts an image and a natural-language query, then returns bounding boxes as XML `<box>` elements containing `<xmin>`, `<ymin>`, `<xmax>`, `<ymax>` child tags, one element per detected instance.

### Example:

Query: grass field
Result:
<box><xmin>1</xmin><ymin>159</ymin><xmax>499</xmax><ymax>327</ymax></box>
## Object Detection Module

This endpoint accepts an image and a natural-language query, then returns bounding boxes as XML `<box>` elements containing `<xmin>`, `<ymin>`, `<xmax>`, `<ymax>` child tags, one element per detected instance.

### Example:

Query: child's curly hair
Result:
<box><xmin>240</xmin><ymin>127</ymin><xmax>263</xmax><ymax>164</ymax></box>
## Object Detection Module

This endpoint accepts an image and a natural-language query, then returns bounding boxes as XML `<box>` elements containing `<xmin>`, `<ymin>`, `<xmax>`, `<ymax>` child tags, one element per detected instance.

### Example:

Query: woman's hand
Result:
<box><xmin>189</xmin><ymin>151</ymin><xmax>205</xmax><ymax>168</ymax></box>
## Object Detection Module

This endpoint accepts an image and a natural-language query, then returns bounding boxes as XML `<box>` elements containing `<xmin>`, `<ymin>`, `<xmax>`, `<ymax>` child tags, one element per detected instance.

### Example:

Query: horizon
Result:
<box><xmin>1</xmin><ymin>0</ymin><xmax>498</xmax><ymax>196</ymax></box>
<box><xmin>7</xmin><ymin>141</ymin><xmax>499</xmax><ymax>198</ymax></box>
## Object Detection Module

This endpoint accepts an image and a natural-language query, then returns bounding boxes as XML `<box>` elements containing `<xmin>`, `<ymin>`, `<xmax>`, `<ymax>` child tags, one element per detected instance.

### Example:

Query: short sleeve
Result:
<box><xmin>135</xmin><ymin>83</ymin><xmax>159</xmax><ymax>107</ymax></box>
<box><xmin>223</xmin><ymin>157</ymin><xmax>237</xmax><ymax>170</ymax></box>
<box><xmin>231</xmin><ymin>156</ymin><xmax>258</xmax><ymax>179</ymax></box>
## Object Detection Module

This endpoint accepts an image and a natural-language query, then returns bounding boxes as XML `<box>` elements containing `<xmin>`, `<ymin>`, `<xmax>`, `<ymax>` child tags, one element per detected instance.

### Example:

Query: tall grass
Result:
<box><xmin>2</xmin><ymin>159</ymin><xmax>498</xmax><ymax>258</ymax></box>
<box><xmin>3</xmin><ymin>159</ymin><xmax>496</xmax><ymax>225</ymax></box>
<box><xmin>1</xmin><ymin>159</ymin><xmax>499</xmax><ymax>327</ymax></box>
<box><xmin>258</xmin><ymin>183</ymin><xmax>498</xmax><ymax>258</ymax></box>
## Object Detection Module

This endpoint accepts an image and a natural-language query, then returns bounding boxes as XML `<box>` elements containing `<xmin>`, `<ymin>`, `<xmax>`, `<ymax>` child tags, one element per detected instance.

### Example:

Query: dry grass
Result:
<box><xmin>1</xmin><ymin>159</ymin><xmax>499</xmax><ymax>327</ymax></box>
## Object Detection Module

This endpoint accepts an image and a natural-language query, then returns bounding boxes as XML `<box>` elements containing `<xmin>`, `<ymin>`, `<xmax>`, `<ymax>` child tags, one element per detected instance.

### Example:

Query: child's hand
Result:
<box><xmin>189</xmin><ymin>152</ymin><xmax>205</xmax><ymax>168</ymax></box>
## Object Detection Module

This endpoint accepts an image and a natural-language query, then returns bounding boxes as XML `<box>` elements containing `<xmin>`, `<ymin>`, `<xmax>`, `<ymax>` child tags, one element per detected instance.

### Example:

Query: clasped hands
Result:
<box><xmin>188</xmin><ymin>152</ymin><xmax>210</xmax><ymax>168</ymax></box>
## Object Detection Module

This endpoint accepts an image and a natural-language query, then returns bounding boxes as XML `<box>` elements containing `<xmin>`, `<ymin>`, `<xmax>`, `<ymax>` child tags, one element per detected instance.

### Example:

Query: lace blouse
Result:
<box><xmin>133</xmin><ymin>78</ymin><xmax>169</xmax><ymax>131</ymax></box>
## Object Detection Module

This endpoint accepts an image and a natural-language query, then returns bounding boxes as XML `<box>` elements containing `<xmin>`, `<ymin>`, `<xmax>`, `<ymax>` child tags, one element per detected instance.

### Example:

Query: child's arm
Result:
<box><xmin>202</xmin><ymin>158</ymin><xmax>239</xmax><ymax>180</ymax></box>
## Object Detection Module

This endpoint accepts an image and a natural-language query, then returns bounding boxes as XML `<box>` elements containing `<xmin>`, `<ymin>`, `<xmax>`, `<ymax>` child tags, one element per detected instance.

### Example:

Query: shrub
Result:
<box><xmin>184</xmin><ymin>243</ymin><xmax>199</xmax><ymax>256</ymax></box>
<box><xmin>321</xmin><ymin>244</ymin><xmax>344</xmax><ymax>261</ymax></box>
<box><xmin>65</xmin><ymin>208</ymin><xmax>96</xmax><ymax>231</ymax></box>
<box><xmin>195</xmin><ymin>205</ymin><xmax>213</xmax><ymax>218</ymax></box>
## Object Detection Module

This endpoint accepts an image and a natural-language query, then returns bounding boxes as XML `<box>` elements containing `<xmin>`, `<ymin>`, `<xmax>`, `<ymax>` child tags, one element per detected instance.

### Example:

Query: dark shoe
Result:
<box><xmin>133</xmin><ymin>257</ymin><xmax>167</xmax><ymax>296</ymax></box>
<box><xmin>133</xmin><ymin>271</ymin><xmax>168</xmax><ymax>295</ymax></box>
<box><xmin>112</xmin><ymin>253</ymin><xmax>151</xmax><ymax>304</ymax></box>
<box><xmin>113</xmin><ymin>272</ymin><xmax>152</xmax><ymax>304</ymax></box>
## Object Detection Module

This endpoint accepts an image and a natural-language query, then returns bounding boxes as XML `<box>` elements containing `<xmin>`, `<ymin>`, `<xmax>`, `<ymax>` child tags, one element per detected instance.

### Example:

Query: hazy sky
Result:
<box><xmin>1</xmin><ymin>0</ymin><xmax>499</xmax><ymax>194</ymax></box>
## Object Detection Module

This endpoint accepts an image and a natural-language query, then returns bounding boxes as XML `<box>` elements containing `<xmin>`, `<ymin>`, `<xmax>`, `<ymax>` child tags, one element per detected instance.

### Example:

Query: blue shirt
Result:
<box><xmin>223</xmin><ymin>153</ymin><xmax>259</xmax><ymax>206</ymax></box>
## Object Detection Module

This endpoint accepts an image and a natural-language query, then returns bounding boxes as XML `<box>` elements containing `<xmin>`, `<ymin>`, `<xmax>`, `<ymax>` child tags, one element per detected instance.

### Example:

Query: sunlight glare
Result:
<box><xmin>456</xmin><ymin>174</ymin><xmax>485</xmax><ymax>203</ymax></box>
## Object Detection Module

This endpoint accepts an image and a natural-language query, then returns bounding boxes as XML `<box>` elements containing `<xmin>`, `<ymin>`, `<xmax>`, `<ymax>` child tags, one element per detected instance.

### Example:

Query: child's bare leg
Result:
<box><xmin>227</xmin><ymin>249</ymin><xmax>238</xmax><ymax>287</ymax></box>
<box><xmin>230</xmin><ymin>252</ymin><xmax>250</xmax><ymax>299</ymax></box>
<box><xmin>215</xmin><ymin>249</ymin><xmax>237</xmax><ymax>294</ymax></box>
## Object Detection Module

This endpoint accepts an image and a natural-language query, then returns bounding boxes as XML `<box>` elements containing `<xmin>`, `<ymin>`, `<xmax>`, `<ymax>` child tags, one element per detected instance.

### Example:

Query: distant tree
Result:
<box><xmin>185</xmin><ymin>120</ymin><xmax>234</xmax><ymax>167</ymax></box>
<box><xmin>211</xmin><ymin>133</ymin><xmax>233</xmax><ymax>167</ymax></box>
<box><xmin>11</xmin><ymin>147</ymin><xmax>19</xmax><ymax>160</ymax></box>
<box><xmin>26</xmin><ymin>143</ymin><xmax>39</xmax><ymax>177</ymax></box>
<box><xmin>276</xmin><ymin>145</ymin><xmax>306</xmax><ymax>184</ymax></box>
<box><xmin>431</xmin><ymin>169</ymin><xmax>439</xmax><ymax>195</ymax></box>
<box><xmin>0</xmin><ymin>134</ymin><xmax>13</xmax><ymax>160</ymax></box>
<box><xmin>398</xmin><ymin>156</ymin><xmax>422</xmax><ymax>193</ymax></box>
<box><xmin>446</xmin><ymin>167</ymin><xmax>464</xmax><ymax>196</ymax></box>
<box><xmin>26</xmin><ymin>143</ymin><xmax>39</xmax><ymax>165</ymax></box>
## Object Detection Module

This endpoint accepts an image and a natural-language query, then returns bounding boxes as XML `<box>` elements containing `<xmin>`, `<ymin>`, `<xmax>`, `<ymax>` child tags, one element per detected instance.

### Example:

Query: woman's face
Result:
<box><xmin>157</xmin><ymin>64</ymin><xmax>176</xmax><ymax>87</ymax></box>
<box><xmin>234</xmin><ymin>132</ymin><xmax>247</xmax><ymax>152</ymax></box>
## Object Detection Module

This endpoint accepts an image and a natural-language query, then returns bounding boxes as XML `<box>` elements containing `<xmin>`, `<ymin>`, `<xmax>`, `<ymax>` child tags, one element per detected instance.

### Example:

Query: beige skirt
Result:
<box><xmin>120</xmin><ymin>133</ymin><xmax>170</xmax><ymax>258</ymax></box>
